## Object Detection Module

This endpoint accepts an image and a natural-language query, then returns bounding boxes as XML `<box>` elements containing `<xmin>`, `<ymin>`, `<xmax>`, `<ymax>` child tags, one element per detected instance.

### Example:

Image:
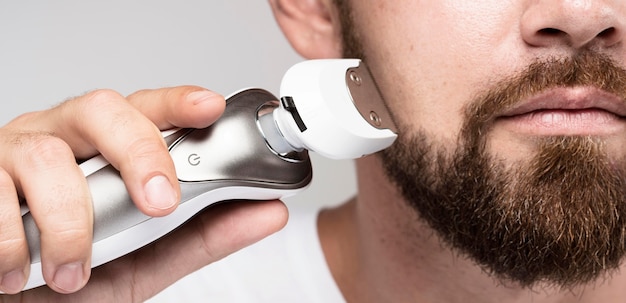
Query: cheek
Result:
<box><xmin>353</xmin><ymin>1</ymin><xmax>526</xmax><ymax>142</ymax></box>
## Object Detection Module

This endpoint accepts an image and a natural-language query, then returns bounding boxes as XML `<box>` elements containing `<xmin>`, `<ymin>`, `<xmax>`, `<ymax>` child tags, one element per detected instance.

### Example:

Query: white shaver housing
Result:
<box><xmin>272</xmin><ymin>59</ymin><xmax>397</xmax><ymax>159</ymax></box>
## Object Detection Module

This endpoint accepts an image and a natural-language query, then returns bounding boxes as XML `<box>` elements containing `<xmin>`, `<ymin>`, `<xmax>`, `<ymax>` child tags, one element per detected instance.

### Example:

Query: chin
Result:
<box><xmin>383</xmin><ymin>131</ymin><xmax>626</xmax><ymax>288</ymax></box>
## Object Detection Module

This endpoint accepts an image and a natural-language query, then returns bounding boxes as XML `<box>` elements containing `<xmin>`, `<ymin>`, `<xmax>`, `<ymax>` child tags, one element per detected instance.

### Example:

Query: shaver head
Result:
<box><xmin>275</xmin><ymin>59</ymin><xmax>398</xmax><ymax>159</ymax></box>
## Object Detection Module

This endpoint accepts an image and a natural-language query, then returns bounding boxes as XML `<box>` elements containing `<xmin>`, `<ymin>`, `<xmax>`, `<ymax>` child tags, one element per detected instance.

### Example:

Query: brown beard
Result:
<box><xmin>384</xmin><ymin>132</ymin><xmax>626</xmax><ymax>288</ymax></box>
<box><xmin>384</xmin><ymin>54</ymin><xmax>626</xmax><ymax>288</ymax></box>
<box><xmin>334</xmin><ymin>0</ymin><xmax>626</xmax><ymax>288</ymax></box>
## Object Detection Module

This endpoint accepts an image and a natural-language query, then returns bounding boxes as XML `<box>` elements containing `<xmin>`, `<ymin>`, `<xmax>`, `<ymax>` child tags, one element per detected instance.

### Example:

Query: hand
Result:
<box><xmin>6</xmin><ymin>199</ymin><xmax>288</xmax><ymax>302</ymax></box>
<box><xmin>0</xmin><ymin>86</ymin><xmax>289</xmax><ymax>297</ymax></box>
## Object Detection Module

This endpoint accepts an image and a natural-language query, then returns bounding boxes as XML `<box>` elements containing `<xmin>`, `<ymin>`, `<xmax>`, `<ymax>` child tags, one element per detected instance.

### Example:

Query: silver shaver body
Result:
<box><xmin>20</xmin><ymin>89</ymin><xmax>313</xmax><ymax>290</ymax></box>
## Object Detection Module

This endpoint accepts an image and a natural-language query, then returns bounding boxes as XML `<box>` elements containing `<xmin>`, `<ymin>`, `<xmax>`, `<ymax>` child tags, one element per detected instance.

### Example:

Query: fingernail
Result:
<box><xmin>1</xmin><ymin>269</ymin><xmax>25</xmax><ymax>294</ymax></box>
<box><xmin>53</xmin><ymin>262</ymin><xmax>84</xmax><ymax>293</ymax></box>
<box><xmin>145</xmin><ymin>175</ymin><xmax>178</xmax><ymax>210</ymax></box>
<box><xmin>186</xmin><ymin>90</ymin><xmax>219</xmax><ymax>105</ymax></box>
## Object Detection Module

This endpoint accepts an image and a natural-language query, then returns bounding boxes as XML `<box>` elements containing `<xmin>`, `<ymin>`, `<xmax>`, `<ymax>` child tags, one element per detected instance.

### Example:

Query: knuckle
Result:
<box><xmin>126</xmin><ymin>88</ymin><xmax>155</xmax><ymax>99</ymax></box>
<box><xmin>194</xmin><ymin>213</ymin><xmax>238</xmax><ymax>261</ymax></box>
<box><xmin>0</xmin><ymin>238</ymin><xmax>26</xmax><ymax>266</ymax></box>
<box><xmin>165</xmin><ymin>85</ymin><xmax>205</xmax><ymax>98</ymax></box>
<box><xmin>0</xmin><ymin>218</ymin><xmax>27</xmax><ymax>269</ymax></box>
<box><xmin>0</xmin><ymin>209</ymin><xmax>22</xmax><ymax>236</ymax></box>
<box><xmin>74</xmin><ymin>89</ymin><xmax>150</xmax><ymax>136</ymax></box>
<box><xmin>43</xmin><ymin>223</ymin><xmax>91</xmax><ymax>246</ymax></box>
<box><xmin>81</xmin><ymin>89</ymin><xmax>125</xmax><ymax>106</ymax></box>
<box><xmin>5</xmin><ymin>111</ymin><xmax>41</xmax><ymax>128</ymax></box>
<box><xmin>32</xmin><ymin>186</ymin><xmax>93</xmax><ymax>237</ymax></box>
<box><xmin>178</xmin><ymin>85</ymin><xmax>206</xmax><ymax>91</ymax></box>
<box><xmin>20</xmin><ymin>135</ymin><xmax>73</xmax><ymax>171</ymax></box>
<box><xmin>0</xmin><ymin>168</ymin><xmax>15</xmax><ymax>192</ymax></box>
<box><xmin>67</xmin><ymin>89</ymin><xmax>127</xmax><ymax>122</ymax></box>
<box><xmin>125</xmin><ymin>135</ymin><xmax>168</xmax><ymax>163</ymax></box>
<box><xmin>194</xmin><ymin>218</ymin><xmax>220</xmax><ymax>260</ymax></box>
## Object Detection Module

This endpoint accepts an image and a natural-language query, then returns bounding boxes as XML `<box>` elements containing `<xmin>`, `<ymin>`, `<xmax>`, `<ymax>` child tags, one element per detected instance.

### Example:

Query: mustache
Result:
<box><xmin>462</xmin><ymin>51</ymin><xmax>626</xmax><ymax>140</ymax></box>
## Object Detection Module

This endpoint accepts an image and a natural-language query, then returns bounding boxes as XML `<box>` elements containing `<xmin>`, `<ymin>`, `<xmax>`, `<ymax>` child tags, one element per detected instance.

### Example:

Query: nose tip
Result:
<box><xmin>521</xmin><ymin>2</ymin><xmax>625</xmax><ymax>50</ymax></box>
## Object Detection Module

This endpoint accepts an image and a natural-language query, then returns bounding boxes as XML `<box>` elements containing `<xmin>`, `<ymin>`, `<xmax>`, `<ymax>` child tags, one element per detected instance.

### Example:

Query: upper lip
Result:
<box><xmin>500</xmin><ymin>86</ymin><xmax>626</xmax><ymax>118</ymax></box>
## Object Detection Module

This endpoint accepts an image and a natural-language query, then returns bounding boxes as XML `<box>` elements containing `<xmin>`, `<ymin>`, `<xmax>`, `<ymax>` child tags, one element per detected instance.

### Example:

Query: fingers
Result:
<box><xmin>0</xmin><ymin>168</ymin><xmax>29</xmax><ymax>294</ymax></box>
<box><xmin>52</xmin><ymin>90</ymin><xmax>180</xmax><ymax>216</ymax></box>
<box><xmin>48</xmin><ymin>86</ymin><xmax>225</xmax><ymax>216</ymax></box>
<box><xmin>0</xmin><ymin>85</ymin><xmax>226</xmax><ymax>295</ymax></box>
<box><xmin>86</xmin><ymin>87</ymin><xmax>225</xmax><ymax>216</ymax></box>
<box><xmin>20</xmin><ymin>139</ymin><xmax>92</xmax><ymax>294</ymax></box>
<box><xmin>127</xmin><ymin>86</ymin><xmax>226</xmax><ymax>130</ymax></box>
<box><xmin>10</xmin><ymin>86</ymin><xmax>225</xmax><ymax>217</ymax></box>
<box><xmin>0</xmin><ymin>131</ymin><xmax>93</xmax><ymax>294</ymax></box>
<box><xmin>9</xmin><ymin>200</ymin><xmax>288</xmax><ymax>302</ymax></box>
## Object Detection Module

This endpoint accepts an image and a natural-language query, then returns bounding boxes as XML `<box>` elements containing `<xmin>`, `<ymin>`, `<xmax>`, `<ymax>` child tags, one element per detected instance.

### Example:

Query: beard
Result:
<box><xmin>334</xmin><ymin>0</ymin><xmax>626</xmax><ymax>288</ymax></box>
<box><xmin>381</xmin><ymin>53</ymin><xmax>626</xmax><ymax>288</ymax></box>
<box><xmin>384</xmin><ymin>131</ymin><xmax>626</xmax><ymax>288</ymax></box>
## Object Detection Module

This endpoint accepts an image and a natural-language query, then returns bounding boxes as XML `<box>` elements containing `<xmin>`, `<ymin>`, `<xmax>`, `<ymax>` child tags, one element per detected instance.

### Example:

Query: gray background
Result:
<box><xmin>0</xmin><ymin>1</ymin><xmax>356</xmax><ymax>207</ymax></box>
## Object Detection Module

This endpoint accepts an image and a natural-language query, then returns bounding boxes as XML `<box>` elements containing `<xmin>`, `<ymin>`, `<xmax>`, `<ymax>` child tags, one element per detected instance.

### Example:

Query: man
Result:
<box><xmin>2</xmin><ymin>0</ymin><xmax>626</xmax><ymax>302</ymax></box>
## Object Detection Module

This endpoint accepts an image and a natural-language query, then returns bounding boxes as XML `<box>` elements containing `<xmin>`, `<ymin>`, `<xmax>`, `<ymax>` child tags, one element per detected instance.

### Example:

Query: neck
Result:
<box><xmin>318</xmin><ymin>155</ymin><xmax>626</xmax><ymax>303</ymax></box>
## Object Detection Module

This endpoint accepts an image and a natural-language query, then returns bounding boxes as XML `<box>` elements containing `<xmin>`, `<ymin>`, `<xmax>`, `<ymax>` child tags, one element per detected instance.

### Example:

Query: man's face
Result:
<box><xmin>336</xmin><ymin>0</ymin><xmax>626</xmax><ymax>287</ymax></box>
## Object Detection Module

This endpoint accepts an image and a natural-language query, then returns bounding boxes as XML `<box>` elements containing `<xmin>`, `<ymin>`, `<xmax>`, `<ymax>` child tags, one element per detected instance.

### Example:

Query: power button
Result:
<box><xmin>170</xmin><ymin>127</ymin><xmax>234</xmax><ymax>182</ymax></box>
<box><xmin>188</xmin><ymin>154</ymin><xmax>201</xmax><ymax>166</ymax></box>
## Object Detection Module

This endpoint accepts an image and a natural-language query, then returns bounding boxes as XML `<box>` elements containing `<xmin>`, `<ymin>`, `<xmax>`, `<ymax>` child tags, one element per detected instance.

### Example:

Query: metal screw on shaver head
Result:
<box><xmin>369</xmin><ymin>111</ymin><xmax>382</xmax><ymax>126</ymax></box>
<box><xmin>349</xmin><ymin>71</ymin><xmax>362</xmax><ymax>86</ymax></box>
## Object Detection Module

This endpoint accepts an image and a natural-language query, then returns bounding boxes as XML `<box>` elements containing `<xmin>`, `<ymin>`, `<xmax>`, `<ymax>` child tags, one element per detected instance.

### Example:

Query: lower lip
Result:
<box><xmin>497</xmin><ymin>109</ymin><xmax>626</xmax><ymax>136</ymax></box>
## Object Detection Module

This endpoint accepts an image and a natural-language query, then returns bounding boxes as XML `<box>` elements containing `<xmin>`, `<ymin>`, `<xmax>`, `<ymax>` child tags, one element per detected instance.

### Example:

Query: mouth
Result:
<box><xmin>496</xmin><ymin>86</ymin><xmax>626</xmax><ymax>136</ymax></box>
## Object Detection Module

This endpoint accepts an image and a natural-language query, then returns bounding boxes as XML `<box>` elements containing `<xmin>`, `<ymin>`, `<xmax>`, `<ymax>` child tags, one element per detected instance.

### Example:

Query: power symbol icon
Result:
<box><xmin>188</xmin><ymin>154</ymin><xmax>201</xmax><ymax>166</ymax></box>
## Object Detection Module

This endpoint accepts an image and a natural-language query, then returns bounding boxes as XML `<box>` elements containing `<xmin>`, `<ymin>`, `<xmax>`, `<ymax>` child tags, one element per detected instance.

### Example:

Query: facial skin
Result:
<box><xmin>333</xmin><ymin>0</ymin><xmax>626</xmax><ymax>288</ymax></box>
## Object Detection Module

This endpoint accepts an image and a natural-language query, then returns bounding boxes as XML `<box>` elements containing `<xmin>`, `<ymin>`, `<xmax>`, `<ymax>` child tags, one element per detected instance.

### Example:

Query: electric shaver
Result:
<box><xmin>18</xmin><ymin>59</ymin><xmax>398</xmax><ymax>291</ymax></box>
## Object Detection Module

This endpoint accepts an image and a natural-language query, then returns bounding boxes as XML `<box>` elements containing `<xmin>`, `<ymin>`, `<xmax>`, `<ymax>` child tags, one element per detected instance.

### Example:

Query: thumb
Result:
<box><xmin>128</xmin><ymin>199</ymin><xmax>290</xmax><ymax>297</ymax></box>
<box><xmin>14</xmin><ymin>200</ymin><xmax>289</xmax><ymax>303</ymax></box>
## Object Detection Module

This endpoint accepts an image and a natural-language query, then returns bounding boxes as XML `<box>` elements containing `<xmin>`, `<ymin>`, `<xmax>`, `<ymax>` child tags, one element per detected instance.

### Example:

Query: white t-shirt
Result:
<box><xmin>147</xmin><ymin>202</ymin><xmax>346</xmax><ymax>302</ymax></box>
